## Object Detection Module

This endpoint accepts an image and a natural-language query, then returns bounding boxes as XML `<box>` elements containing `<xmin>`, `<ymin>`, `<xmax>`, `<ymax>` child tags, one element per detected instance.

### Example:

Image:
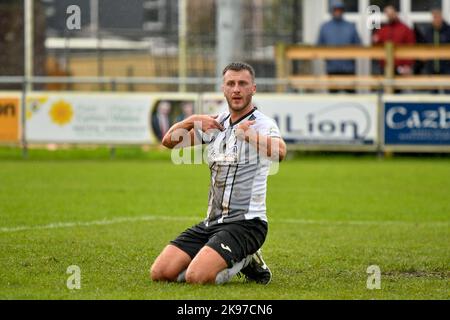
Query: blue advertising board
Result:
<box><xmin>384</xmin><ymin>102</ymin><xmax>450</xmax><ymax>145</ymax></box>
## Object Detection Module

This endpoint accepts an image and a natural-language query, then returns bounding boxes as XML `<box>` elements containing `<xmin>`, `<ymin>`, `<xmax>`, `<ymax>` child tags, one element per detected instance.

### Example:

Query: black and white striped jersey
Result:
<box><xmin>197</xmin><ymin>107</ymin><xmax>281</xmax><ymax>226</ymax></box>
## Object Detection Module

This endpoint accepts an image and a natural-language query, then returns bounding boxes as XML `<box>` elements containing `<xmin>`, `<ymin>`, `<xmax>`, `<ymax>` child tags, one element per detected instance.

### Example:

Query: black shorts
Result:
<box><xmin>170</xmin><ymin>218</ymin><xmax>268</xmax><ymax>268</ymax></box>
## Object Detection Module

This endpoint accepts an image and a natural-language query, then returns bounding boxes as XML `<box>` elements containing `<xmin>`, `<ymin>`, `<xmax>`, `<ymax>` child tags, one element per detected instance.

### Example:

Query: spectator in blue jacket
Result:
<box><xmin>317</xmin><ymin>0</ymin><xmax>361</xmax><ymax>77</ymax></box>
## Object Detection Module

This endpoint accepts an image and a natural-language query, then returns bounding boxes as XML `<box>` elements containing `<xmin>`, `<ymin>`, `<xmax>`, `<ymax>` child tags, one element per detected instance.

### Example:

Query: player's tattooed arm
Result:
<box><xmin>162</xmin><ymin>115</ymin><xmax>224</xmax><ymax>149</ymax></box>
<box><xmin>236</xmin><ymin>120</ymin><xmax>287</xmax><ymax>162</ymax></box>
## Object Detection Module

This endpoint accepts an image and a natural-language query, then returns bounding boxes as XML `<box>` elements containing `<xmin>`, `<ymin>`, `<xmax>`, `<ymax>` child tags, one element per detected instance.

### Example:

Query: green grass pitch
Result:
<box><xmin>0</xmin><ymin>148</ymin><xmax>448</xmax><ymax>299</ymax></box>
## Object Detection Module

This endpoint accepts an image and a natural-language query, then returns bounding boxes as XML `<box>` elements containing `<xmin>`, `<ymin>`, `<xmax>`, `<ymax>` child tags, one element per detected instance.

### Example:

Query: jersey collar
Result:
<box><xmin>229</xmin><ymin>106</ymin><xmax>257</xmax><ymax>128</ymax></box>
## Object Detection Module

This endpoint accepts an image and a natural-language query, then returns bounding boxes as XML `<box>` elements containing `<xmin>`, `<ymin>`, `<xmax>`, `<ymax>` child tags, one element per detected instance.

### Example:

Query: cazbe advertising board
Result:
<box><xmin>201</xmin><ymin>94</ymin><xmax>379</xmax><ymax>146</ymax></box>
<box><xmin>384</xmin><ymin>95</ymin><xmax>450</xmax><ymax>148</ymax></box>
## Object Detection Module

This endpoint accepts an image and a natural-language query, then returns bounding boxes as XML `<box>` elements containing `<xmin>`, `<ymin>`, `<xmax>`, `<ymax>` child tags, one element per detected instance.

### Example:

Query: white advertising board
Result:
<box><xmin>201</xmin><ymin>94</ymin><xmax>379</xmax><ymax>145</ymax></box>
<box><xmin>26</xmin><ymin>92</ymin><xmax>197</xmax><ymax>144</ymax></box>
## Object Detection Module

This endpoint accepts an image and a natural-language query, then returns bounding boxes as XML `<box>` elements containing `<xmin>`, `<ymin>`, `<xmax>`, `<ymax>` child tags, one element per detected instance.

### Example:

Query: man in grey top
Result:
<box><xmin>150</xmin><ymin>62</ymin><xmax>286</xmax><ymax>285</ymax></box>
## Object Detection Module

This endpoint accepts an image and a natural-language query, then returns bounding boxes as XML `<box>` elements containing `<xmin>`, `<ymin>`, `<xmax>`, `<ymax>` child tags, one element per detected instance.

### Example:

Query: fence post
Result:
<box><xmin>275</xmin><ymin>43</ymin><xmax>286</xmax><ymax>93</ymax></box>
<box><xmin>376</xmin><ymin>89</ymin><xmax>385</xmax><ymax>159</ymax></box>
<box><xmin>384</xmin><ymin>42</ymin><xmax>394</xmax><ymax>94</ymax></box>
<box><xmin>109</xmin><ymin>78</ymin><xmax>117</xmax><ymax>159</ymax></box>
<box><xmin>21</xmin><ymin>80</ymin><xmax>28</xmax><ymax>159</ymax></box>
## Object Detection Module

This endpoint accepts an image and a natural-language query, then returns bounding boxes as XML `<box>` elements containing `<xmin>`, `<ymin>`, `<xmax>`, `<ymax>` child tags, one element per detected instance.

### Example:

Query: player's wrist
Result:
<box><xmin>183</xmin><ymin>115</ymin><xmax>200</xmax><ymax>129</ymax></box>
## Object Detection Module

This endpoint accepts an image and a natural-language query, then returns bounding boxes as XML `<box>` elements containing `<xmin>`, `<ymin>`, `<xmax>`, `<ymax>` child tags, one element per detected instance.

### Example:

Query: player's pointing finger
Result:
<box><xmin>213</xmin><ymin>120</ymin><xmax>224</xmax><ymax>131</ymax></box>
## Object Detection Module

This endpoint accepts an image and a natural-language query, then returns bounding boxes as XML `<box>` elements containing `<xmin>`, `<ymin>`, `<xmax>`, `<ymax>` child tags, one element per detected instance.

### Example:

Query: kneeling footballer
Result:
<box><xmin>150</xmin><ymin>62</ymin><xmax>286</xmax><ymax>284</ymax></box>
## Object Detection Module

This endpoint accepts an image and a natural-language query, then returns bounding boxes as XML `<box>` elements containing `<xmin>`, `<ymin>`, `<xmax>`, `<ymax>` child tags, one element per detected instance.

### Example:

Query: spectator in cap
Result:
<box><xmin>317</xmin><ymin>0</ymin><xmax>361</xmax><ymax>92</ymax></box>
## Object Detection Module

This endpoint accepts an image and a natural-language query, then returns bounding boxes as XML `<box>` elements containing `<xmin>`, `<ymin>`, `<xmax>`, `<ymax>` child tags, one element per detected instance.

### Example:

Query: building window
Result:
<box><xmin>411</xmin><ymin>0</ymin><xmax>442</xmax><ymax>12</ymax></box>
<box><xmin>370</xmin><ymin>0</ymin><xmax>401</xmax><ymax>11</ymax></box>
<box><xmin>143</xmin><ymin>0</ymin><xmax>165</xmax><ymax>31</ymax></box>
<box><xmin>328</xmin><ymin>0</ymin><xmax>358</xmax><ymax>13</ymax></box>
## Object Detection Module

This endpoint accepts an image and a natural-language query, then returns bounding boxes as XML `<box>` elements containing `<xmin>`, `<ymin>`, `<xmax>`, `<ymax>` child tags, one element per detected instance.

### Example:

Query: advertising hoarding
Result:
<box><xmin>384</xmin><ymin>96</ymin><xmax>450</xmax><ymax>147</ymax></box>
<box><xmin>0</xmin><ymin>95</ymin><xmax>21</xmax><ymax>143</ymax></box>
<box><xmin>26</xmin><ymin>92</ymin><xmax>197</xmax><ymax>144</ymax></box>
<box><xmin>201</xmin><ymin>94</ymin><xmax>379</xmax><ymax>146</ymax></box>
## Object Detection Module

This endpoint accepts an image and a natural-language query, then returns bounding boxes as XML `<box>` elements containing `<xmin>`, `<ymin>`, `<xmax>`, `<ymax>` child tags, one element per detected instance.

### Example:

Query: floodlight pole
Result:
<box><xmin>178</xmin><ymin>0</ymin><xmax>187</xmax><ymax>92</ymax></box>
<box><xmin>23</xmin><ymin>0</ymin><xmax>33</xmax><ymax>158</ymax></box>
<box><xmin>24</xmin><ymin>0</ymin><xmax>33</xmax><ymax>92</ymax></box>
<box><xmin>90</xmin><ymin>0</ymin><xmax>99</xmax><ymax>35</ymax></box>
<box><xmin>216</xmin><ymin>0</ymin><xmax>243</xmax><ymax>91</ymax></box>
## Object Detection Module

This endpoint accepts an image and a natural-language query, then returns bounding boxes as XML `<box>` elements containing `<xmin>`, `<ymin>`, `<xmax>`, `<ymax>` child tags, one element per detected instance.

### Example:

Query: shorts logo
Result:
<box><xmin>221</xmin><ymin>243</ymin><xmax>232</xmax><ymax>253</ymax></box>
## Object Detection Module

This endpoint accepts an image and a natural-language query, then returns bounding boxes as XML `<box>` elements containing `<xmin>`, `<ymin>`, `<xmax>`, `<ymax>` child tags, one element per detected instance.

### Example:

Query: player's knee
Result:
<box><xmin>185</xmin><ymin>267</ymin><xmax>215</xmax><ymax>284</ymax></box>
<box><xmin>150</xmin><ymin>264</ymin><xmax>163</xmax><ymax>281</ymax></box>
<box><xmin>185</xmin><ymin>269</ymin><xmax>203</xmax><ymax>284</ymax></box>
<box><xmin>150</xmin><ymin>263</ymin><xmax>172</xmax><ymax>282</ymax></box>
<box><xmin>151</xmin><ymin>262</ymin><xmax>181</xmax><ymax>282</ymax></box>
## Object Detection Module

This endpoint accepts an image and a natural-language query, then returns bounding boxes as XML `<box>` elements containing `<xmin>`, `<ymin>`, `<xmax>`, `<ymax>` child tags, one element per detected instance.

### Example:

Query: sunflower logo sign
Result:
<box><xmin>26</xmin><ymin>95</ymin><xmax>79</xmax><ymax>142</ymax></box>
<box><xmin>26</xmin><ymin>96</ymin><xmax>48</xmax><ymax>120</ymax></box>
<box><xmin>49</xmin><ymin>100</ymin><xmax>74</xmax><ymax>126</ymax></box>
<box><xmin>26</xmin><ymin>93</ymin><xmax>157</xmax><ymax>144</ymax></box>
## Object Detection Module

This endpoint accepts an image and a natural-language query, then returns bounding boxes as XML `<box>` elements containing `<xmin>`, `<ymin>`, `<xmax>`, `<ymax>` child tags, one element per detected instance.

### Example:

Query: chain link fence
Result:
<box><xmin>0</xmin><ymin>0</ymin><xmax>303</xmax><ymax>92</ymax></box>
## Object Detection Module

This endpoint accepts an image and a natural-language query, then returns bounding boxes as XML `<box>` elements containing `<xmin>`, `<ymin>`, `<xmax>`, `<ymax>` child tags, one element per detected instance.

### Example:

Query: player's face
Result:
<box><xmin>222</xmin><ymin>70</ymin><xmax>256</xmax><ymax>113</ymax></box>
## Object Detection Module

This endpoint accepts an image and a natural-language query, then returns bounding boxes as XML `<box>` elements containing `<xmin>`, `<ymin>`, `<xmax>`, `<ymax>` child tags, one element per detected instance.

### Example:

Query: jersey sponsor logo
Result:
<box><xmin>269</xmin><ymin>127</ymin><xmax>279</xmax><ymax>136</ymax></box>
<box><xmin>221</xmin><ymin>243</ymin><xmax>232</xmax><ymax>253</ymax></box>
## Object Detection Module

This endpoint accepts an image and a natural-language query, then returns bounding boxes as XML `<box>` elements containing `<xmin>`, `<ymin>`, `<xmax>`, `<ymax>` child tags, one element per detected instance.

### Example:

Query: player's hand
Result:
<box><xmin>235</xmin><ymin>120</ymin><xmax>256</xmax><ymax>141</ymax></box>
<box><xmin>191</xmin><ymin>115</ymin><xmax>224</xmax><ymax>132</ymax></box>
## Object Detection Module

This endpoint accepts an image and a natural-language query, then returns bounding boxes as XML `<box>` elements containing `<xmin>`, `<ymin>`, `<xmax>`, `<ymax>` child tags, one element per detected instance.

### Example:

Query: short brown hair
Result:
<box><xmin>222</xmin><ymin>62</ymin><xmax>255</xmax><ymax>82</ymax></box>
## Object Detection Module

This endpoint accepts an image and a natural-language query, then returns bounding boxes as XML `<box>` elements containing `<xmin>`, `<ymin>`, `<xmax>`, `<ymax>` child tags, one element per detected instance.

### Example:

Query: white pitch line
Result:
<box><xmin>0</xmin><ymin>215</ymin><xmax>199</xmax><ymax>233</ymax></box>
<box><xmin>275</xmin><ymin>218</ymin><xmax>449</xmax><ymax>227</ymax></box>
<box><xmin>0</xmin><ymin>215</ymin><xmax>447</xmax><ymax>234</ymax></box>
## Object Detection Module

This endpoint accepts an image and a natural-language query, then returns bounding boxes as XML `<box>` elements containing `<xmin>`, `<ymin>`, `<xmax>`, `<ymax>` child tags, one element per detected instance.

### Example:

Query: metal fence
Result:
<box><xmin>0</xmin><ymin>0</ymin><xmax>303</xmax><ymax>92</ymax></box>
<box><xmin>2</xmin><ymin>0</ymin><xmax>449</xmax><ymax>93</ymax></box>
